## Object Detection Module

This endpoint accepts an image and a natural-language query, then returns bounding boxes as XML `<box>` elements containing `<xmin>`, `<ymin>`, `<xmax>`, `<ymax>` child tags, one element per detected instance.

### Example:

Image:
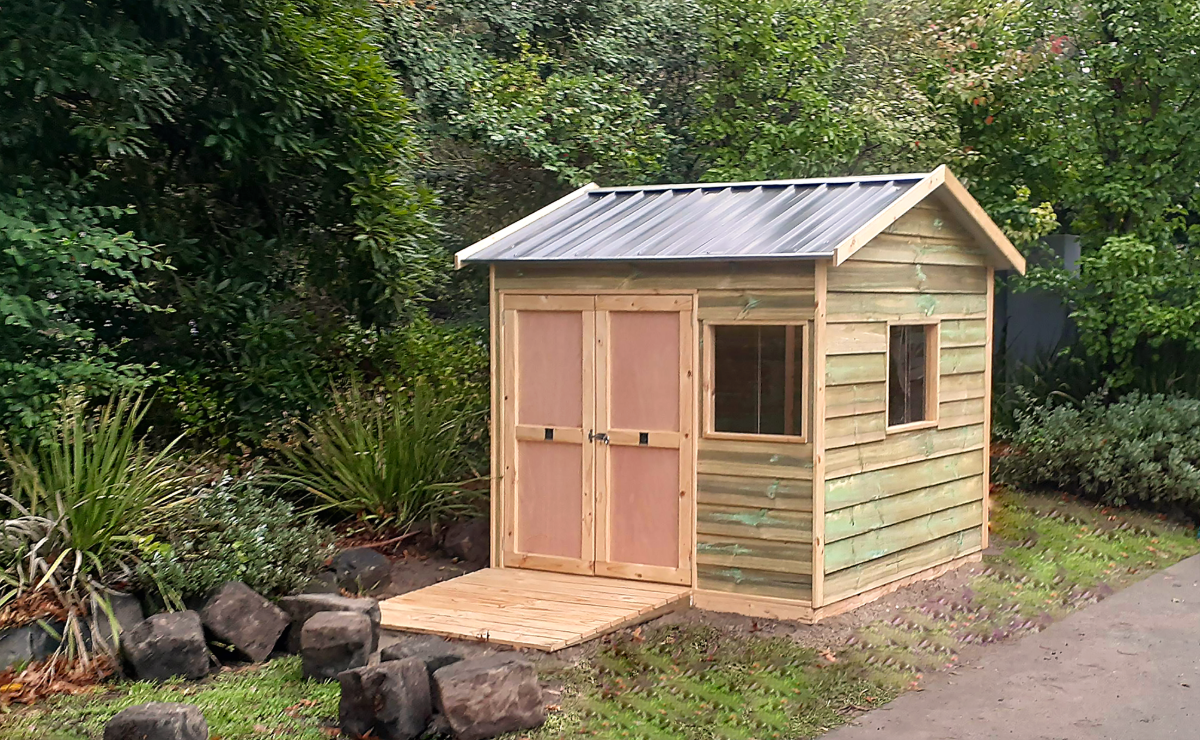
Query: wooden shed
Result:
<box><xmin>379</xmin><ymin>166</ymin><xmax>1025</xmax><ymax>648</ymax></box>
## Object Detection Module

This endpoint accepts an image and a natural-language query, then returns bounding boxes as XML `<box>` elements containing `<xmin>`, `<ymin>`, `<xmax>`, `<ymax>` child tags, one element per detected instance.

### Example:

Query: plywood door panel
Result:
<box><xmin>501</xmin><ymin>296</ymin><xmax>597</xmax><ymax>576</ymax></box>
<box><xmin>594</xmin><ymin>297</ymin><xmax>694</xmax><ymax>585</ymax></box>
<box><xmin>515</xmin><ymin>441</ymin><xmax>583</xmax><ymax>558</ymax></box>
<box><xmin>608</xmin><ymin>446</ymin><xmax>680</xmax><ymax>568</ymax></box>
<box><xmin>608</xmin><ymin>311</ymin><xmax>680</xmax><ymax>432</ymax></box>
<box><xmin>517</xmin><ymin>311</ymin><xmax>584</xmax><ymax>428</ymax></box>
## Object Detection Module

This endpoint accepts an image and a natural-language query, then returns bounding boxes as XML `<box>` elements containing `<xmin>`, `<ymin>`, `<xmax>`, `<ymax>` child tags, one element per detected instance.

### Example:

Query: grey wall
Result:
<box><xmin>995</xmin><ymin>235</ymin><xmax>1080</xmax><ymax>378</ymax></box>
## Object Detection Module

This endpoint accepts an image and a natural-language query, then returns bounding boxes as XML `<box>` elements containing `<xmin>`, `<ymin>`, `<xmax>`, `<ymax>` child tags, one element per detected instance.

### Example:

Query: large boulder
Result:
<box><xmin>199</xmin><ymin>582</ymin><xmax>289</xmax><ymax>663</ymax></box>
<box><xmin>432</xmin><ymin>655</ymin><xmax>545</xmax><ymax>740</ymax></box>
<box><xmin>441</xmin><ymin>519</ymin><xmax>490</xmax><ymax>567</ymax></box>
<box><xmin>90</xmin><ymin>592</ymin><xmax>144</xmax><ymax>655</ymax></box>
<box><xmin>122</xmin><ymin>612</ymin><xmax>214</xmax><ymax>681</ymax></box>
<box><xmin>301</xmin><ymin>611</ymin><xmax>372</xmax><ymax>681</ymax></box>
<box><xmin>331</xmin><ymin>548</ymin><xmax>392</xmax><ymax>593</ymax></box>
<box><xmin>338</xmin><ymin>657</ymin><xmax>432</xmax><ymax>740</ymax></box>
<box><xmin>103</xmin><ymin>702</ymin><xmax>208</xmax><ymax>740</ymax></box>
<box><xmin>277</xmin><ymin>594</ymin><xmax>380</xmax><ymax>653</ymax></box>
<box><xmin>379</xmin><ymin>634</ymin><xmax>469</xmax><ymax>678</ymax></box>
<box><xmin>0</xmin><ymin>623</ymin><xmax>61</xmax><ymax>671</ymax></box>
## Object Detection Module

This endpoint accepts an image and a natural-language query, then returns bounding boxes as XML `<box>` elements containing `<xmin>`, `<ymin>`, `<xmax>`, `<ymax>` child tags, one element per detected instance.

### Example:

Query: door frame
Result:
<box><xmin>495</xmin><ymin>289</ymin><xmax>699</xmax><ymax>587</ymax></box>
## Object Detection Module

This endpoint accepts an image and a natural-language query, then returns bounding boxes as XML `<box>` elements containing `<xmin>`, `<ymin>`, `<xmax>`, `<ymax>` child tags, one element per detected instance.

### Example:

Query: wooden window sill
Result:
<box><xmin>885</xmin><ymin>420</ymin><xmax>939</xmax><ymax>435</ymax></box>
<box><xmin>704</xmin><ymin>431</ymin><xmax>809</xmax><ymax>445</ymax></box>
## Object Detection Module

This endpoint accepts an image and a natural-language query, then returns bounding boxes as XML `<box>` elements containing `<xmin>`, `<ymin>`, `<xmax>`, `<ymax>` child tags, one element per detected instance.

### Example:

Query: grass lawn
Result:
<box><xmin>3</xmin><ymin>489</ymin><xmax>1197</xmax><ymax>740</ymax></box>
<box><xmin>0</xmin><ymin>659</ymin><xmax>339</xmax><ymax>740</ymax></box>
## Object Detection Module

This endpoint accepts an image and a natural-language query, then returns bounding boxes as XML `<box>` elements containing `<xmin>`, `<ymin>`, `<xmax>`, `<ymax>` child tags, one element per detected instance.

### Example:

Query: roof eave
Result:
<box><xmin>454</xmin><ymin>183</ymin><xmax>599</xmax><ymax>269</ymax></box>
<box><xmin>829</xmin><ymin>165</ymin><xmax>1026</xmax><ymax>274</ymax></box>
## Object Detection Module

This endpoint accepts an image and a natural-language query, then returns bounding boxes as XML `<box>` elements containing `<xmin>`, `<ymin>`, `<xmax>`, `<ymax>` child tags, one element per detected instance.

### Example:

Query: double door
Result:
<box><xmin>500</xmin><ymin>294</ymin><xmax>694</xmax><ymax>585</ymax></box>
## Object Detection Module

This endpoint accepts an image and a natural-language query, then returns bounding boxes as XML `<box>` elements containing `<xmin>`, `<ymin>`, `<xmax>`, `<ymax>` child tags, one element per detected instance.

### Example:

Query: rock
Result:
<box><xmin>90</xmin><ymin>592</ymin><xmax>144</xmax><ymax>654</ymax></box>
<box><xmin>103</xmin><ymin>702</ymin><xmax>208</xmax><ymax>740</ymax></box>
<box><xmin>298</xmin><ymin>571</ymin><xmax>340</xmax><ymax>595</ymax></box>
<box><xmin>379</xmin><ymin>634</ymin><xmax>467</xmax><ymax>677</ymax></box>
<box><xmin>0</xmin><ymin>623</ymin><xmax>61</xmax><ymax>671</ymax></box>
<box><xmin>277</xmin><ymin>594</ymin><xmax>380</xmax><ymax>654</ymax></box>
<box><xmin>301</xmin><ymin>611</ymin><xmax>372</xmax><ymax>681</ymax></box>
<box><xmin>337</xmin><ymin>657</ymin><xmax>432</xmax><ymax>740</ymax></box>
<box><xmin>122</xmin><ymin>612</ymin><xmax>213</xmax><ymax>681</ymax></box>
<box><xmin>199</xmin><ymin>582</ymin><xmax>289</xmax><ymax>663</ymax></box>
<box><xmin>441</xmin><ymin>519</ymin><xmax>490</xmax><ymax>566</ymax></box>
<box><xmin>432</xmin><ymin>655</ymin><xmax>545</xmax><ymax>740</ymax></box>
<box><xmin>425</xmin><ymin>713</ymin><xmax>452</xmax><ymax>737</ymax></box>
<box><xmin>332</xmin><ymin>548</ymin><xmax>392</xmax><ymax>593</ymax></box>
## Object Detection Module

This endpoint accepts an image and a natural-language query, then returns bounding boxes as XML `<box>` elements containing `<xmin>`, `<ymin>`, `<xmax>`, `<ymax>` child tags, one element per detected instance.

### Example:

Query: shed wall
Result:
<box><xmin>493</xmin><ymin>261</ymin><xmax>817</xmax><ymax>601</ymax></box>
<box><xmin>819</xmin><ymin>202</ymin><xmax>989</xmax><ymax>606</ymax></box>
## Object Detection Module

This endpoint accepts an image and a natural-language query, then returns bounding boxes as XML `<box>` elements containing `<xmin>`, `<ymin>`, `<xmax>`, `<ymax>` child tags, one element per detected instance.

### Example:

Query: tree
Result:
<box><xmin>1</xmin><ymin>0</ymin><xmax>439</xmax><ymax>442</ymax></box>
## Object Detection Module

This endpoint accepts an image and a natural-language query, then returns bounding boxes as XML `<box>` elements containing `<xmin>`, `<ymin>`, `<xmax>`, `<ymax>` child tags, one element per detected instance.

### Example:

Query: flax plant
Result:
<box><xmin>0</xmin><ymin>393</ymin><xmax>192</xmax><ymax>669</ymax></box>
<box><xmin>273</xmin><ymin>381</ymin><xmax>478</xmax><ymax>531</ymax></box>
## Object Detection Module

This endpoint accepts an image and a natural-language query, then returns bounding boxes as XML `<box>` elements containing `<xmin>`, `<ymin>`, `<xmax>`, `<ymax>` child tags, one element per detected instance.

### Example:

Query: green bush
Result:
<box><xmin>996</xmin><ymin>392</ymin><xmax>1200</xmax><ymax>519</ymax></box>
<box><xmin>272</xmin><ymin>381</ymin><xmax>479</xmax><ymax>531</ymax></box>
<box><xmin>345</xmin><ymin>317</ymin><xmax>490</xmax><ymax>457</ymax></box>
<box><xmin>135</xmin><ymin>471</ymin><xmax>335</xmax><ymax>607</ymax></box>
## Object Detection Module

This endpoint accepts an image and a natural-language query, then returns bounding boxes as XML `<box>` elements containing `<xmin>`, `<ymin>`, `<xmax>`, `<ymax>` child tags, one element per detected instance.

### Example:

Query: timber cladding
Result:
<box><xmin>818</xmin><ymin>202</ymin><xmax>988</xmax><ymax>608</ymax></box>
<box><xmin>691</xmin><ymin>262</ymin><xmax>817</xmax><ymax>603</ymax></box>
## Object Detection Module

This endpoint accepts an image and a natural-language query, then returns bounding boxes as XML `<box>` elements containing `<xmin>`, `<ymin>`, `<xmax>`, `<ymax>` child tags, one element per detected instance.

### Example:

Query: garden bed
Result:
<box><xmin>4</xmin><ymin>488</ymin><xmax>1195</xmax><ymax>740</ymax></box>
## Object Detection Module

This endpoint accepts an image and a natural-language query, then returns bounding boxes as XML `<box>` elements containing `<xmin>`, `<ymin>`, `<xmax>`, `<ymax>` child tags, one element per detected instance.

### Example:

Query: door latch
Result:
<box><xmin>588</xmin><ymin>430</ymin><xmax>610</xmax><ymax>445</ymax></box>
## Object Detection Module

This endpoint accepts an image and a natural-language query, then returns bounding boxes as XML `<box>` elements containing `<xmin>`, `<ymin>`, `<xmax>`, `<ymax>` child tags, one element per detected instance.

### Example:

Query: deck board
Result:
<box><xmin>379</xmin><ymin>568</ymin><xmax>692</xmax><ymax>651</ymax></box>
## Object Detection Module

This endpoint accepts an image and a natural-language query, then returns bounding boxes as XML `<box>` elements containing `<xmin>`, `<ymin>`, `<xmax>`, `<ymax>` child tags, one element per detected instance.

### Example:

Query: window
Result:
<box><xmin>711</xmin><ymin>325</ymin><xmax>805</xmax><ymax>438</ymax></box>
<box><xmin>888</xmin><ymin>323</ymin><xmax>937</xmax><ymax>428</ymax></box>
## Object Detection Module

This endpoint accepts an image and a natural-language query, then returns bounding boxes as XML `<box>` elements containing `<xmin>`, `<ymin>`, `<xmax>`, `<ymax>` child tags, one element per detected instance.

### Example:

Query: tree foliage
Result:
<box><xmin>5</xmin><ymin>0</ymin><xmax>1200</xmax><ymax>443</ymax></box>
<box><xmin>2</xmin><ymin>0</ymin><xmax>438</xmax><ymax>442</ymax></box>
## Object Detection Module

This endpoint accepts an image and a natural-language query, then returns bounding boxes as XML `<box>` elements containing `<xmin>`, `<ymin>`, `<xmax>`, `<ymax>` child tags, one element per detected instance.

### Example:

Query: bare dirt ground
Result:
<box><xmin>376</xmin><ymin>550</ymin><xmax>480</xmax><ymax>599</ymax></box>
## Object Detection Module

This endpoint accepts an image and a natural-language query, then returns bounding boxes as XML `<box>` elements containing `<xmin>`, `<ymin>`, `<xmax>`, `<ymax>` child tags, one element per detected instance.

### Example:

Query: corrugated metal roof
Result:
<box><xmin>459</xmin><ymin>174</ymin><xmax>928</xmax><ymax>264</ymax></box>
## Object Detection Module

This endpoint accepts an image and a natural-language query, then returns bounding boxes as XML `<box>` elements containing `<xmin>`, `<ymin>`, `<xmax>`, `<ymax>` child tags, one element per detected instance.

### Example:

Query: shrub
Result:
<box><xmin>135</xmin><ymin>471</ymin><xmax>335</xmax><ymax>607</ymax></box>
<box><xmin>344</xmin><ymin>317</ymin><xmax>490</xmax><ymax>459</ymax></box>
<box><xmin>996</xmin><ymin>392</ymin><xmax>1200</xmax><ymax>519</ymax></box>
<box><xmin>0</xmin><ymin>392</ymin><xmax>191</xmax><ymax>663</ymax></box>
<box><xmin>272</xmin><ymin>381</ymin><xmax>479</xmax><ymax>531</ymax></box>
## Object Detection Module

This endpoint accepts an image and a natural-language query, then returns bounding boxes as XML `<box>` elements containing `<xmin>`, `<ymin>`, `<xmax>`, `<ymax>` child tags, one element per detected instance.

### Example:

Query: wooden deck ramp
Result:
<box><xmin>378</xmin><ymin>568</ymin><xmax>692</xmax><ymax>651</ymax></box>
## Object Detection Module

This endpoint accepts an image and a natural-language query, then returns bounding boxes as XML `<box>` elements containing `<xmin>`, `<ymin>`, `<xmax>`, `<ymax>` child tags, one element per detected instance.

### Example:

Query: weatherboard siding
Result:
<box><xmin>819</xmin><ymin>202</ymin><xmax>988</xmax><ymax>606</ymax></box>
<box><xmin>693</xmin><ymin>263</ymin><xmax>818</xmax><ymax>602</ymax></box>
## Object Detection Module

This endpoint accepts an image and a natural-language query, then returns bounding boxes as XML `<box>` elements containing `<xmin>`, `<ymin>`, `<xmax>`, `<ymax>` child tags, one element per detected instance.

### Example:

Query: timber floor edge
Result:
<box><xmin>378</xmin><ymin>568</ymin><xmax>692</xmax><ymax>652</ymax></box>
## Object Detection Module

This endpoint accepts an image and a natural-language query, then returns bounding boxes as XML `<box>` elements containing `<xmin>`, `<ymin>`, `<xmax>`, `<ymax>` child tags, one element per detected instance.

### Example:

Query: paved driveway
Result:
<box><xmin>826</xmin><ymin>554</ymin><xmax>1200</xmax><ymax>739</ymax></box>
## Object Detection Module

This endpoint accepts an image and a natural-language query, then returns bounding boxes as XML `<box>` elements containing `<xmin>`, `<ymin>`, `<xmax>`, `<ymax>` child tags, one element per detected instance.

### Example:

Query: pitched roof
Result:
<box><xmin>455</xmin><ymin>166</ymin><xmax>1025</xmax><ymax>273</ymax></box>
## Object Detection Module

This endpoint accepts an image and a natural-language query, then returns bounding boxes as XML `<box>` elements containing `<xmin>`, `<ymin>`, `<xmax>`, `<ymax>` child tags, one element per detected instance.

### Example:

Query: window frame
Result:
<box><xmin>702</xmin><ymin>320</ymin><xmax>811</xmax><ymax>444</ymax></box>
<box><xmin>885</xmin><ymin>319</ymin><xmax>941</xmax><ymax>434</ymax></box>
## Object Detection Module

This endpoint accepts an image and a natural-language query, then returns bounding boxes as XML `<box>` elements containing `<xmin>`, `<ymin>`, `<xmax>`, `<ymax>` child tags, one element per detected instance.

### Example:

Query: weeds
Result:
<box><xmin>531</xmin><ymin>489</ymin><xmax>1199</xmax><ymax>739</ymax></box>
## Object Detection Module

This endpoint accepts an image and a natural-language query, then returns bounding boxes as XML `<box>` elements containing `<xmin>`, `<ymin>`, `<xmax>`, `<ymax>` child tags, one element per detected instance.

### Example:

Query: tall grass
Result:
<box><xmin>272</xmin><ymin>382</ymin><xmax>478</xmax><ymax>531</ymax></box>
<box><xmin>0</xmin><ymin>393</ymin><xmax>191</xmax><ymax>666</ymax></box>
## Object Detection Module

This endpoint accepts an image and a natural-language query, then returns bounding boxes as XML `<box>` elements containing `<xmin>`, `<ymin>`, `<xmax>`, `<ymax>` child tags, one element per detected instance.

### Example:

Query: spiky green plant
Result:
<box><xmin>0</xmin><ymin>393</ymin><xmax>192</xmax><ymax>668</ymax></box>
<box><xmin>272</xmin><ymin>381</ymin><xmax>478</xmax><ymax>531</ymax></box>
